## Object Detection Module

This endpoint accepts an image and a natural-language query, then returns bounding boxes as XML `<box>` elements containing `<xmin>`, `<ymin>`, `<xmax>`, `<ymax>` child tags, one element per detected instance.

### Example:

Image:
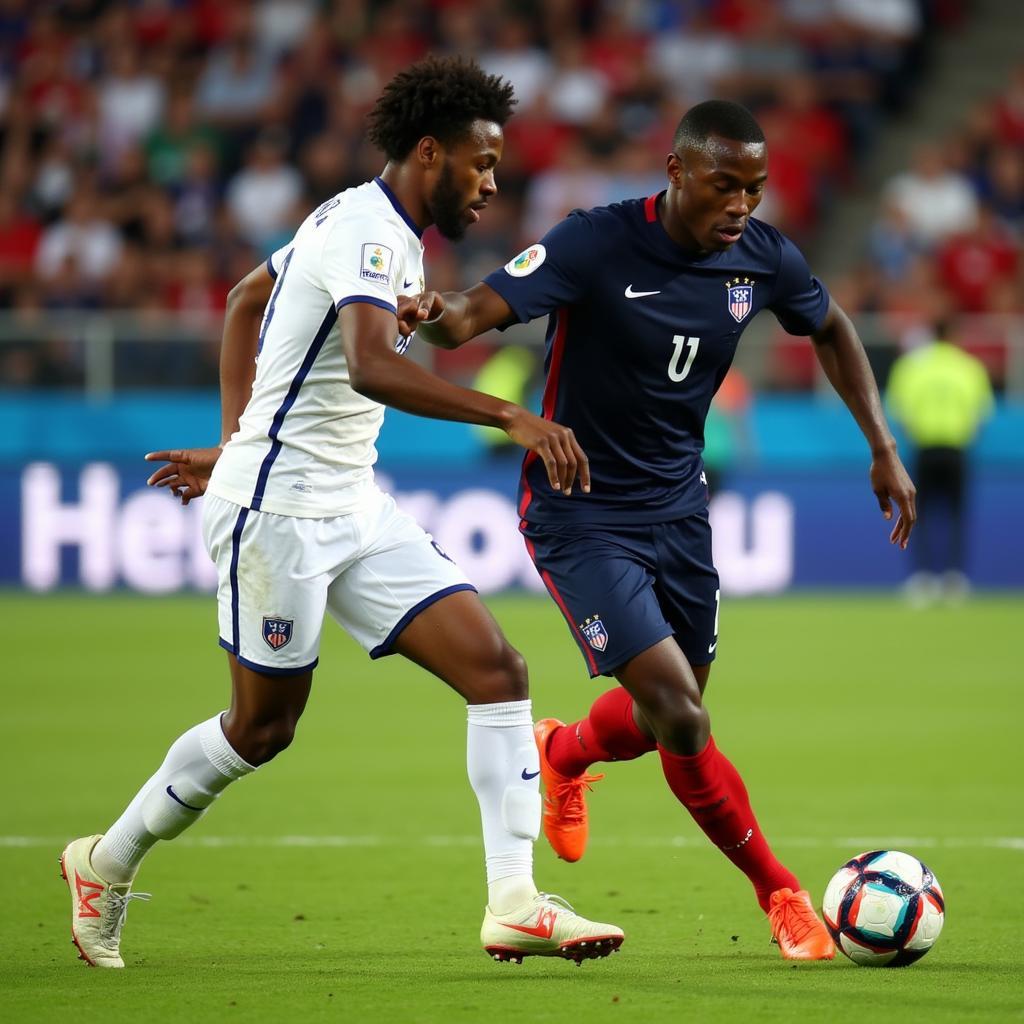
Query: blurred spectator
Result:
<box><xmin>35</xmin><ymin>187</ymin><xmax>122</xmax><ymax>285</ymax></box>
<box><xmin>886</xmin><ymin>329</ymin><xmax>994</xmax><ymax>604</ymax></box>
<box><xmin>651</xmin><ymin>11</ymin><xmax>740</xmax><ymax>102</ymax></box>
<box><xmin>547</xmin><ymin>38</ymin><xmax>609</xmax><ymax>126</ymax></box>
<box><xmin>144</xmin><ymin>91</ymin><xmax>222</xmax><ymax>188</ymax></box>
<box><xmin>195</xmin><ymin>17</ymin><xmax>277</xmax><ymax>135</ymax></box>
<box><xmin>225</xmin><ymin>130</ymin><xmax>302</xmax><ymax>250</ymax></box>
<box><xmin>884</xmin><ymin>144</ymin><xmax>979</xmax><ymax>247</ymax></box>
<box><xmin>96</xmin><ymin>46</ymin><xmax>165</xmax><ymax>162</ymax></box>
<box><xmin>479</xmin><ymin>16</ymin><xmax>551</xmax><ymax>112</ymax></box>
<box><xmin>0</xmin><ymin>191</ymin><xmax>41</xmax><ymax>298</ymax></box>
<box><xmin>936</xmin><ymin>205</ymin><xmax>1019</xmax><ymax>313</ymax></box>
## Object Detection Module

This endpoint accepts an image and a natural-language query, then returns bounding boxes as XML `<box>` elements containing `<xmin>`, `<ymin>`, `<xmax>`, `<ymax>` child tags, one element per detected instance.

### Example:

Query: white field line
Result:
<box><xmin>3</xmin><ymin>835</ymin><xmax>1022</xmax><ymax>850</ymax></box>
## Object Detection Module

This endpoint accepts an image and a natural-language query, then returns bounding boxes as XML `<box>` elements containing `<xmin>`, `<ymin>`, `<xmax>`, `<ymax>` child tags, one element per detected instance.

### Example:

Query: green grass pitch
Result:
<box><xmin>1</xmin><ymin>591</ymin><xmax>1020</xmax><ymax>1023</ymax></box>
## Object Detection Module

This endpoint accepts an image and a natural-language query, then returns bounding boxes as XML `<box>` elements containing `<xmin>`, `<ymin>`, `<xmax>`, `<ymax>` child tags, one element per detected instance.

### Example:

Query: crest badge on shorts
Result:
<box><xmin>262</xmin><ymin>617</ymin><xmax>293</xmax><ymax>651</ymax></box>
<box><xmin>726</xmin><ymin>277</ymin><xmax>754</xmax><ymax>322</ymax></box>
<box><xmin>579</xmin><ymin>615</ymin><xmax>609</xmax><ymax>652</ymax></box>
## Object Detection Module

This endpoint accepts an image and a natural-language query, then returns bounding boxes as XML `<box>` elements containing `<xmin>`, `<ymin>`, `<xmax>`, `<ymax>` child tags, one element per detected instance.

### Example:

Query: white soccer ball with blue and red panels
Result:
<box><xmin>822</xmin><ymin>850</ymin><xmax>945</xmax><ymax>966</ymax></box>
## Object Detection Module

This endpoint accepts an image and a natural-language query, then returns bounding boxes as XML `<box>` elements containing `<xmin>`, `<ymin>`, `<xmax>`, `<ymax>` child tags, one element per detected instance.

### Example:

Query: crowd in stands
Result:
<box><xmin>0</xmin><ymin>0</ymin><xmax>972</xmax><ymax>389</ymax></box>
<box><xmin>775</xmin><ymin>62</ymin><xmax>1024</xmax><ymax>391</ymax></box>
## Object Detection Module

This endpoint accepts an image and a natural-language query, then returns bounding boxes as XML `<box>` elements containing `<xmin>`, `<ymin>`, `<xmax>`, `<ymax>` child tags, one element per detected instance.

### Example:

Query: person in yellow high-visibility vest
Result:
<box><xmin>886</xmin><ymin>332</ymin><xmax>994</xmax><ymax>602</ymax></box>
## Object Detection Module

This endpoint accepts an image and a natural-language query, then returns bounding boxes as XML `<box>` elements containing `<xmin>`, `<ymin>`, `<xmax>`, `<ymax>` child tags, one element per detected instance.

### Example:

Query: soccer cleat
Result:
<box><xmin>481</xmin><ymin>892</ymin><xmax>624</xmax><ymax>964</ymax></box>
<box><xmin>59</xmin><ymin>835</ymin><xmax>150</xmax><ymax>968</ymax></box>
<box><xmin>767</xmin><ymin>887</ymin><xmax>836</xmax><ymax>961</ymax></box>
<box><xmin>534</xmin><ymin>718</ymin><xmax>604</xmax><ymax>862</ymax></box>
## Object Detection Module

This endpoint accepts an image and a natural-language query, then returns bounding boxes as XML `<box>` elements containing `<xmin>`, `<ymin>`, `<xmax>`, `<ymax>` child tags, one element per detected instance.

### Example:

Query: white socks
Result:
<box><xmin>92</xmin><ymin>713</ymin><xmax>254</xmax><ymax>883</ymax></box>
<box><xmin>466</xmin><ymin>700</ymin><xmax>541</xmax><ymax>915</ymax></box>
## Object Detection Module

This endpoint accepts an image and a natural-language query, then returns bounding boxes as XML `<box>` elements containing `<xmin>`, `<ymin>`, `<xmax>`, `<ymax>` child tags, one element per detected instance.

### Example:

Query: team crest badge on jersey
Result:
<box><xmin>262</xmin><ymin>617</ymin><xmax>293</xmax><ymax>651</ymax></box>
<box><xmin>579</xmin><ymin>615</ymin><xmax>609</xmax><ymax>652</ymax></box>
<box><xmin>726</xmin><ymin>277</ymin><xmax>754</xmax><ymax>322</ymax></box>
<box><xmin>361</xmin><ymin>243</ymin><xmax>393</xmax><ymax>284</ymax></box>
<box><xmin>505</xmin><ymin>244</ymin><xmax>546</xmax><ymax>277</ymax></box>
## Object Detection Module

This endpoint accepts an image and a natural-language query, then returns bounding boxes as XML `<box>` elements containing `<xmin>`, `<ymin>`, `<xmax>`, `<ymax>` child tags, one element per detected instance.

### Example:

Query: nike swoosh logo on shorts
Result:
<box><xmin>708</xmin><ymin>641</ymin><xmax>718</xmax><ymax>654</ymax></box>
<box><xmin>521</xmin><ymin>769</ymin><xmax>540</xmax><ymax>780</ymax></box>
<box><xmin>403</xmin><ymin>280</ymin><xmax>414</xmax><ymax>289</ymax></box>
<box><xmin>624</xmin><ymin>285</ymin><xmax>660</xmax><ymax>298</ymax></box>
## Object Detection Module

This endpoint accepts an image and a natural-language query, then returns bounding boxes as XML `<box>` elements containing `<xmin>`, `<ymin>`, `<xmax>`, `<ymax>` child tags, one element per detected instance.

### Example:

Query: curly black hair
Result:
<box><xmin>366</xmin><ymin>56</ymin><xmax>516</xmax><ymax>161</ymax></box>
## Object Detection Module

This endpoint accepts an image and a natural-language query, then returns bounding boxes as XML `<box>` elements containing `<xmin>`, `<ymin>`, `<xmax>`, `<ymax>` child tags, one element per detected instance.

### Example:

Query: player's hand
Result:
<box><xmin>504</xmin><ymin>408</ymin><xmax>590</xmax><ymax>496</ymax></box>
<box><xmin>870</xmin><ymin>447</ymin><xmax>916</xmax><ymax>549</ymax></box>
<box><xmin>396</xmin><ymin>291</ymin><xmax>444</xmax><ymax>337</ymax></box>
<box><xmin>144</xmin><ymin>446</ymin><xmax>222</xmax><ymax>505</ymax></box>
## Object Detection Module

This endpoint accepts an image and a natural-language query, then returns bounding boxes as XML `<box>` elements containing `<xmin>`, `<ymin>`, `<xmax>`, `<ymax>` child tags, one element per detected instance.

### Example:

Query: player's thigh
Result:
<box><xmin>521</xmin><ymin>520</ymin><xmax>674</xmax><ymax>678</ymax></box>
<box><xmin>651</xmin><ymin>512</ymin><xmax>721</xmax><ymax>671</ymax></box>
<box><xmin>325</xmin><ymin>490</ymin><xmax>477</xmax><ymax>664</ymax></box>
<box><xmin>392</xmin><ymin>589</ymin><xmax>528</xmax><ymax>703</ymax></box>
<box><xmin>203</xmin><ymin>493</ymin><xmax>349</xmax><ymax>676</ymax></box>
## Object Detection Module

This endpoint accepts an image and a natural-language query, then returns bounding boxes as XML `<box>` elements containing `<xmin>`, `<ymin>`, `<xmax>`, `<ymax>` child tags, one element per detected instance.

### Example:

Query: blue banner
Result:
<box><xmin>3</xmin><ymin>461</ymin><xmax>1021</xmax><ymax>593</ymax></box>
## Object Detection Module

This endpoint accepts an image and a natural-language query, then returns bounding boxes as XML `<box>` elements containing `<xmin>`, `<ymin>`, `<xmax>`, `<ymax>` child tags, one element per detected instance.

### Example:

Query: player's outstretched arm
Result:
<box><xmin>810</xmin><ymin>299</ymin><xmax>917</xmax><ymax>548</ymax></box>
<box><xmin>397</xmin><ymin>283</ymin><xmax>514</xmax><ymax>349</ymax></box>
<box><xmin>144</xmin><ymin>263</ymin><xmax>276</xmax><ymax>504</ymax></box>
<box><xmin>342</xmin><ymin>300</ymin><xmax>589</xmax><ymax>495</ymax></box>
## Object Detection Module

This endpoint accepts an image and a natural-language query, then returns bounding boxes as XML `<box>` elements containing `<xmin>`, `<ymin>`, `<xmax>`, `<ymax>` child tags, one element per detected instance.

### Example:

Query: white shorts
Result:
<box><xmin>202</xmin><ymin>489</ymin><xmax>475</xmax><ymax>675</ymax></box>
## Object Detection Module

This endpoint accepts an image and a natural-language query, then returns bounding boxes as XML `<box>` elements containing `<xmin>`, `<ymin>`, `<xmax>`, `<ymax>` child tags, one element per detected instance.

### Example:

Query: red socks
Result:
<box><xmin>546</xmin><ymin>687</ymin><xmax>656</xmax><ymax>778</ymax></box>
<box><xmin>545</xmin><ymin>688</ymin><xmax>798</xmax><ymax>914</ymax></box>
<box><xmin>658</xmin><ymin>737</ymin><xmax>800</xmax><ymax>912</ymax></box>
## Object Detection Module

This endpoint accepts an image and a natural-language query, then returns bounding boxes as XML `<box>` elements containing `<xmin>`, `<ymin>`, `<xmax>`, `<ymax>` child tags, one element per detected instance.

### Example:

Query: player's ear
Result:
<box><xmin>666</xmin><ymin>151</ymin><xmax>684</xmax><ymax>186</ymax></box>
<box><xmin>416</xmin><ymin>136</ymin><xmax>442</xmax><ymax>170</ymax></box>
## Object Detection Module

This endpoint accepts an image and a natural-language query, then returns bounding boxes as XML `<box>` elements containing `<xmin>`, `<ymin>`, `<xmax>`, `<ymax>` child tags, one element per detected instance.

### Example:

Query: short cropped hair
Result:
<box><xmin>367</xmin><ymin>56</ymin><xmax>516</xmax><ymax>160</ymax></box>
<box><xmin>673</xmin><ymin>100</ymin><xmax>765</xmax><ymax>152</ymax></box>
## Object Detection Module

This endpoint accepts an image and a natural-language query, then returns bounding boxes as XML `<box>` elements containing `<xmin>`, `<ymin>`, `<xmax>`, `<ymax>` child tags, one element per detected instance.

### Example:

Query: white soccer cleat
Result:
<box><xmin>59</xmin><ymin>835</ymin><xmax>150</xmax><ymax>968</ymax></box>
<box><xmin>481</xmin><ymin>892</ymin><xmax>624</xmax><ymax>965</ymax></box>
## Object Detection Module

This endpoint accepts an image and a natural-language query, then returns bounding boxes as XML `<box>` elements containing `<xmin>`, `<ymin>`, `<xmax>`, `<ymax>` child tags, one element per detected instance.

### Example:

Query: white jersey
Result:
<box><xmin>208</xmin><ymin>177</ymin><xmax>425</xmax><ymax>518</ymax></box>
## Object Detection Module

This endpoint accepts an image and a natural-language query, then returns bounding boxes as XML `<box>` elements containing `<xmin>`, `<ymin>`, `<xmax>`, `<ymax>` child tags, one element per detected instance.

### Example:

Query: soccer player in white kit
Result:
<box><xmin>61</xmin><ymin>57</ymin><xmax>623</xmax><ymax>969</ymax></box>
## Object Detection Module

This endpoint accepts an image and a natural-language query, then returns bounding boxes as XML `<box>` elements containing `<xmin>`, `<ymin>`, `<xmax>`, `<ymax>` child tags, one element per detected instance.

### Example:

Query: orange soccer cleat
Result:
<box><xmin>534</xmin><ymin>718</ymin><xmax>604</xmax><ymax>863</ymax></box>
<box><xmin>767</xmin><ymin>887</ymin><xmax>836</xmax><ymax>961</ymax></box>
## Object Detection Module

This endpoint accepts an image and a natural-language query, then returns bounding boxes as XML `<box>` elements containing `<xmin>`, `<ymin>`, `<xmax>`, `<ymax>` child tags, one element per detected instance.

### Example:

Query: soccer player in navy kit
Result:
<box><xmin>405</xmin><ymin>100</ymin><xmax>917</xmax><ymax>960</ymax></box>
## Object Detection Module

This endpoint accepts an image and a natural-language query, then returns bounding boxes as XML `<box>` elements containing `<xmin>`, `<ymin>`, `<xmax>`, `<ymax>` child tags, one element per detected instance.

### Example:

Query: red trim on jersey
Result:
<box><xmin>517</xmin><ymin>306</ymin><xmax>569</xmax><ymax>519</ymax></box>
<box><xmin>522</xmin><ymin>533</ymin><xmax>599</xmax><ymax>675</ymax></box>
<box><xmin>644</xmin><ymin>193</ymin><xmax>659</xmax><ymax>222</ymax></box>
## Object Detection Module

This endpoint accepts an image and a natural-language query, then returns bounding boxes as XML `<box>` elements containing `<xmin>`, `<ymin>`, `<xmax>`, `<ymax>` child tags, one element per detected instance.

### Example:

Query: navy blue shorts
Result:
<box><xmin>521</xmin><ymin>512</ymin><xmax>720</xmax><ymax>678</ymax></box>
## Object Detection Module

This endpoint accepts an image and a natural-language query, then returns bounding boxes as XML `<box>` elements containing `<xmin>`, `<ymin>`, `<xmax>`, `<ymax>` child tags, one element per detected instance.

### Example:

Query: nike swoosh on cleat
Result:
<box><xmin>166</xmin><ymin>785</ymin><xmax>204</xmax><ymax>812</ymax></box>
<box><xmin>503</xmin><ymin>910</ymin><xmax>556</xmax><ymax>938</ymax></box>
<box><xmin>624</xmin><ymin>285</ymin><xmax>660</xmax><ymax>298</ymax></box>
<box><xmin>521</xmin><ymin>769</ymin><xmax>540</xmax><ymax>780</ymax></box>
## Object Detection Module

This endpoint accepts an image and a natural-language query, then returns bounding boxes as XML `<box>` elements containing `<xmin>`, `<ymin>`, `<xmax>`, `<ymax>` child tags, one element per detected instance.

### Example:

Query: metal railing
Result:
<box><xmin>2</xmin><ymin>309</ymin><xmax>1023</xmax><ymax>396</ymax></box>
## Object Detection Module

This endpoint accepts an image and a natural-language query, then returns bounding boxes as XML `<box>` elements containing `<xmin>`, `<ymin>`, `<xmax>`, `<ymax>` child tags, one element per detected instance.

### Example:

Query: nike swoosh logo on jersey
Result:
<box><xmin>166</xmin><ymin>785</ymin><xmax>204</xmax><ymax>811</ymax></box>
<box><xmin>521</xmin><ymin>768</ymin><xmax>540</xmax><ymax>780</ymax></box>
<box><xmin>624</xmin><ymin>285</ymin><xmax>660</xmax><ymax>298</ymax></box>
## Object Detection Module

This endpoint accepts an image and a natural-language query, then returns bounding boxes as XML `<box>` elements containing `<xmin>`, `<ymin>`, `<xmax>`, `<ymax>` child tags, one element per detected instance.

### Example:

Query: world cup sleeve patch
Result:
<box><xmin>360</xmin><ymin>243</ymin><xmax>394</xmax><ymax>284</ymax></box>
<box><xmin>504</xmin><ymin>243</ymin><xmax>546</xmax><ymax>277</ymax></box>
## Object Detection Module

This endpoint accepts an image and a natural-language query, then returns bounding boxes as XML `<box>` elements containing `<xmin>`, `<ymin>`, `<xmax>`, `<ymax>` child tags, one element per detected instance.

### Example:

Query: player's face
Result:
<box><xmin>427</xmin><ymin>119</ymin><xmax>503</xmax><ymax>241</ymax></box>
<box><xmin>667</xmin><ymin>135</ymin><xmax>768</xmax><ymax>252</ymax></box>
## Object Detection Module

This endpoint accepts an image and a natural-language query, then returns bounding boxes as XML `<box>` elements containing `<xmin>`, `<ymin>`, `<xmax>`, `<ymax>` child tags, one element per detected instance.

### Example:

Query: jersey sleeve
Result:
<box><xmin>483</xmin><ymin>211</ymin><xmax>600</xmax><ymax>325</ymax></box>
<box><xmin>768</xmin><ymin>233</ymin><xmax>831</xmax><ymax>336</ymax></box>
<box><xmin>318</xmin><ymin>209</ymin><xmax>404</xmax><ymax>315</ymax></box>
<box><xmin>266</xmin><ymin>243</ymin><xmax>291</xmax><ymax>280</ymax></box>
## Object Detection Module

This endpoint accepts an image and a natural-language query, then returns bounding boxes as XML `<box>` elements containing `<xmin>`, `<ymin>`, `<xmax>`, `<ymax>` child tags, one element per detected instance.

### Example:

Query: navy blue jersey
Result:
<box><xmin>483</xmin><ymin>194</ymin><xmax>830</xmax><ymax>524</ymax></box>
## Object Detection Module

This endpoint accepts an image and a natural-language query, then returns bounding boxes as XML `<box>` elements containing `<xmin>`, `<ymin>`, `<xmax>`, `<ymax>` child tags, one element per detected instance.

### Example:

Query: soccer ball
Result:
<box><xmin>822</xmin><ymin>850</ymin><xmax>945</xmax><ymax>967</ymax></box>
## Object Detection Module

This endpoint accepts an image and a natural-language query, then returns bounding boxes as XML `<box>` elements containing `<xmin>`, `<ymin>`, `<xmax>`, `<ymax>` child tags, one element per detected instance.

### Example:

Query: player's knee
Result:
<box><xmin>641</xmin><ymin>684</ymin><xmax>707</xmax><ymax>750</ymax></box>
<box><xmin>490</xmin><ymin>642</ymin><xmax>529</xmax><ymax>702</ymax></box>
<box><xmin>227</xmin><ymin>716</ymin><xmax>299</xmax><ymax>766</ymax></box>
